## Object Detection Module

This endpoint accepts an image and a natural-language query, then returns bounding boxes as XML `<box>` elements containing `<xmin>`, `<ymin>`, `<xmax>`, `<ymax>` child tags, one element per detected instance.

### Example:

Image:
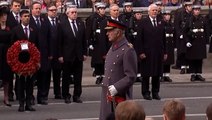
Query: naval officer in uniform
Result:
<box><xmin>99</xmin><ymin>19</ymin><xmax>137</xmax><ymax>120</ymax></box>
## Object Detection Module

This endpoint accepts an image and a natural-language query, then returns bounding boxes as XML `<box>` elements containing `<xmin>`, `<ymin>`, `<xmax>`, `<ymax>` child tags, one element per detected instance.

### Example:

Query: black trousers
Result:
<box><xmin>188</xmin><ymin>59</ymin><xmax>203</xmax><ymax>73</ymax></box>
<box><xmin>62</xmin><ymin>59</ymin><xmax>83</xmax><ymax>98</ymax></box>
<box><xmin>142</xmin><ymin>76</ymin><xmax>160</xmax><ymax>96</ymax></box>
<box><xmin>36</xmin><ymin>70</ymin><xmax>51</xmax><ymax>101</ymax></box>
<box><xmin>51</xmin><ymin>59</ymin><xmax>62</xmax><ymax>96</ymax></box>
<box><xmin>163</xmin><ymin>65</ymin><xmax>171</xmax><ymax>73</ymax></box>
<box><xmin>93</xmin><ymin>63</ymin><xmax>104</xmax><ymax>76</ymax></box>
<box><xmin>17</xmin><ymin>75</ymin><xmax>34</xmax><ymax>106</ymax></box>
<box><xmin>177</xmin><ymin>53</ymin><xmax>188</xmax><ymax>66</ymax></box>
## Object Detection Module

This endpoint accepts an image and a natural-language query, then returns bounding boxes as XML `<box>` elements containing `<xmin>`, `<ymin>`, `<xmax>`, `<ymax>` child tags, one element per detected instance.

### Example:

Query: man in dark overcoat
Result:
<box><xmin>58</xmin><ymin>5</ymin><xmax>87</xmax><ymax>104</ymax></box>
<box><xmin>44</xmin><ymin>3</ymin><xmax>62</xmax><ymax>99</ymax></box>
<box><xmin>99</xmin><ymin>19</ymin><xmax>137</xmax><ymax>120</ymax></box>
<box><xmin>6</xmin><ymin>0</ymin><xmax>22</xmax><ymax>102</ymax></box>
<box><xmin>30</xmin><ymin>1</ymin><xmax>51</xmax><ymax>105</ymax></box>
<box><xmin>137</xmin><ymin>3</ymin><xmax>167</xmax><ymax>100</ymax></box>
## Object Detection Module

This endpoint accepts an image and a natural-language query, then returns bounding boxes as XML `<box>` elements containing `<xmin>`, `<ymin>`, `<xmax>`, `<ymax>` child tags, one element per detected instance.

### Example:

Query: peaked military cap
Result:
<box><xmin>94</xmin><ymin>2</ymin><xmax>102</xmax><ymax>7</ymax></box>
<box><xmin>154</xmin><ymin>1</ymin><xmax>163</xmax><ymax>5</ymax></box>
<box><xmin>192</xmin><ymin>5</ymin><xmax>201</xmax><ymax>9</ymax></box>
<box><xmin>184</xmin><ymin>1</ymin><xmax>193</xmax><ymax>5</ymax></box>
<box><xmin>105</xmin><ymin>19</ymin><xmax>126</xmax><ymax>30</ymax></box>
<box><xmin>162</xmin><ymin>10</ymin><xmax>171</xmax><ymax>14</ymax></box>
<box><xmin>97</xmin><ymin>3</ymin><xmax>106</xmax><ymax>8</ymax></box>
<box><xmin>133</xmin><ymin>9</ymin><xmax>143</xmax><ymax>13</ymax></box>
<box><xmin>0</xmin><ymin>1</ymin><xmax>9</xmax><ymax>7</ymax></box>
<box><xmin>123</xmin><ymin>2</ymin><xmax>133</xmax><ymax>7</ymax></box>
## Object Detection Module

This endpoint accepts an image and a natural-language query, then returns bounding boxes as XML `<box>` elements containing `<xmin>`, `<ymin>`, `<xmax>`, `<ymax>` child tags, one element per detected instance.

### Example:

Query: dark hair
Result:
<box><xmin>46</xmin><ymin>2</ymin><xmax>56</xmax><ymax>10</ymax></box>
<box><xmin>11</xmin><ymin>0</ymin><xmax>22</xmax><ymax>5</ymax></box>
<box><xmin>0</xmin><ymin>7</ymin><xmax>9</xmax><ymax>17</ymax></box>
<box><xmin>206</xmin><ymin>103</ymin><xmax>212</xmax><ymax>120</ymax></box>
<box><xmin>30</xmin><ymin>1</ymin><xmax>42</xmax><ymax>10</ymax></box>
<box><xmin>20</xmin><ymin>9</ymin><xmax>30</xmax><ymax>17</ymax></box>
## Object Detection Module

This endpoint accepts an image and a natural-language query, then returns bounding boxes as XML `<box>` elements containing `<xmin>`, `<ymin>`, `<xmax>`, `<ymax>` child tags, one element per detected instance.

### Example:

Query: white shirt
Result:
<box><xmin>149</xmin><ymin>16</ymin><xmax>157</xmax><ymax>27</ymax></box>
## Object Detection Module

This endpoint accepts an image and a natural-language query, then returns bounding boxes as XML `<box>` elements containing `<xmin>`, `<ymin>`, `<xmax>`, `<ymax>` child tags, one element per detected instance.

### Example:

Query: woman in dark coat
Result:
<box><xmin>0</xmin><ymin>6</ymin><xmax>13</xmax><ymax>106</ymax></box>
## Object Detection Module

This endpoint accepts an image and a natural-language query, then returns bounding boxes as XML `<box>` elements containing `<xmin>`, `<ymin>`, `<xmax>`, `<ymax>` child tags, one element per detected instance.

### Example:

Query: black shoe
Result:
<box><xmin>31</xmin><ymin>97</ymin><xmax>35</xmax><ymax>105</ymax></box>
<box><xmin>171</xmin><ymin>65</ymin><xmax>180</xmax><ymax>70</ymax></box>
<box><xmin>143</xmin><ymin>94</ymin><xmax>152</xmax><ymax>100</ymax></box>
<box><xmin>37</xmin><ymin>100</ymin><xmax>48</xmax><ymax>105</ymax></box>
<box><xmin>18</xmin><ymin>106</ymin><xmax>25</xmax><ymax>112</ymax></box>
<box><xmin>152</xmin><ymin>94</ymin><xmax>161</xmax><ymax>100</ymax></box>
<box><xmin>196</xmin><ymin>75</ymin><xmax>205</xmax><ymax>81</ymax></box>
<box><xmin>160</xmin><ymin>77</ymin><xmax>165</xmax><ymax>82</ymax></box>
<box><xmin>190</xmin><ymin>75</ymin><xmax>197</xmax><ymax>82</ymax></box>
<box><xmin>95</xmin><ymin>77</ymin><xmax>103</xmax><ymax>85</ymax></box>
<box><xmin>25</xmin><ymin>106</ymin><xmax>36</xmax><ymax>111</ymax></box>
<box><xmin>55</xmin><ymin>95</ymin><xmax>62</xmax><ymax>99</ymax></box>
<box><xmin>180</xmin><ymin>68</ymin><xmax>186</xmax><ymax>74</ymax></box>
<box><xmin>164</xmin><ymin>77</ymin><xmax>172</xmax><ymax>82</ymax></box>
<box><xmin>73</xmin><ymin>96</ymin><xmax>83</xmax><ymax>103</ymax></box>
<box><xmin>4</xmin><ymin>101</ymin><xmax>12</xmax><ymax>107</ymax></box>
<box><xmin>64</xmin><ymin>97</ymin><xmax>71</xmax><ymax>104</ymax></box>
<box><xmin>135</xmin><ymin>77</ymin><xmax>142</xmax><ymax>82</ymax></box>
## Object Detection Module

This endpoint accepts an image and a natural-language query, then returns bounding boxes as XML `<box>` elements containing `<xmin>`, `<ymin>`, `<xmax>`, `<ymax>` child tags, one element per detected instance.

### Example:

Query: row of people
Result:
<box><xmin>112</xmin><ymin>99</ymin><xmax>212</xmax><ymax>120</ymax></box>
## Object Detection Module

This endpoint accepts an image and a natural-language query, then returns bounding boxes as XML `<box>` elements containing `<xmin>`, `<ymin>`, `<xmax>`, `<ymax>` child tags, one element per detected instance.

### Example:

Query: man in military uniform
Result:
<box><xmin>86</xmin><ymin>3</ymin><xmax>108</xmax><ymax>85</ymax></box>
<box><xmin>185</xmin><ymin>5</ymin><xmax>208</xmax><ymax>81</ymax></box>
<box><xmin>174</xmin><ymin>1</ymin><xmax>192</xmax><ymax>74</ymax></box>
<box><xmin>99</xmin><ymin>19</ymin><xmax>137</xmax><ymax>120</ymax></box>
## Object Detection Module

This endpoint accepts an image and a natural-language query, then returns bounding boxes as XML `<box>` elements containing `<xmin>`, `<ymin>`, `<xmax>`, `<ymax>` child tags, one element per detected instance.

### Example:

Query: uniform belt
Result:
<box><xmin>165</xmin><ymin>33</ymin><xmax>173</xmax><ymax>37</ymax></box>
<box><xmin>192</xmin><ymin>28</ymin><xmax>204</xmax><ymax>33</ymax></box>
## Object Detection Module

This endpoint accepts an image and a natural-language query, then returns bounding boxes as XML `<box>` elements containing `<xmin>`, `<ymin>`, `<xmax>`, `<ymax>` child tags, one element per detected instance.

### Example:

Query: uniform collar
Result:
<box><xmin>112</xmin><ymin>37</ymin><xmax>127</xmax><ymax>51</ymax></box>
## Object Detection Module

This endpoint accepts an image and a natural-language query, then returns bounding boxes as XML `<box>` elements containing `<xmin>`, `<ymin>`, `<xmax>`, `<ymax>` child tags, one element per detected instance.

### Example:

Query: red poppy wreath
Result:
<box><xmin>7</xmin><ymin>40</ymin><xmax>40</xmax><ymax>77</ymax></box>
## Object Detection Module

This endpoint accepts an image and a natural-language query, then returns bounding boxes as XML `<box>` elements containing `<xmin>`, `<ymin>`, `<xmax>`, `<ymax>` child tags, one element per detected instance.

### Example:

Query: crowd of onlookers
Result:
<box><xmin>2</xmin><ymin>0</ymin><xmax>212</xmax><ymax>10</ymax></box>
<box><xmin>110</xmin><ymin>99</ymin><xmax>212</xmax><ymax>120</ymax></box>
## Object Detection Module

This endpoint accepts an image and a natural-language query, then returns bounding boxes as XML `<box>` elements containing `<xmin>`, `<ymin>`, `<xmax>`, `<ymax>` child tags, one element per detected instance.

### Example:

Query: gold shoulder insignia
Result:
<box><xmin>127</xmin><ymin>43</ymin><xmax>133</xmax><ymax>48</ymax></box>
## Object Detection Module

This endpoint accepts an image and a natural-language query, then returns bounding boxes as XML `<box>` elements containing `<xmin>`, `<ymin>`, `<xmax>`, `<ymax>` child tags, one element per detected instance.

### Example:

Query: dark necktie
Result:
<box><xmin>24</xmin><ymin>27</ymin><xmax>28</xmax><ymax>38</ymax></box>
<box><xmin>51</xmin><ymin>19</ymin><xmax>56</xmax><ymax>27</ymax></box>
<box><xmin>36</xmin><ymin>17</ymin><xmax>41</xmax><ymax>28</ymax></box>
<box><xmin>15</xmin><ymin>15</ymin><xmax>19</xmax><ymax>23</ymax></box>
<box><xmin>72</xmin><ymin>20</ymin><xmax>78</xmax><ymax>36</ymax></box>
<box><xmin>153</xmin><ymin>19</ymin><xmax>157</xmax><ymax>27</ymax></box>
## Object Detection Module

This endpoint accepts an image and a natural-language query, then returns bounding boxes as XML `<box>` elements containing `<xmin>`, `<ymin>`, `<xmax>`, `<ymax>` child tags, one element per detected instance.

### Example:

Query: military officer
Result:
<box><xmin>185</xmin><ymin>5</ymin><xmax>208</xmax><ymax>81</ymax></box>
<box><xmin>174</xmin><ymin>1</ymin><xmax>192</xmax><ymax>74</ymax></box>
<box><xmin>99</xmin><ymin>19</ymin><xmax>137</xmax><ymax>120</ymax></box>
<box><xmin>86</xmin><ymin>3</ymin><xmax>108</xmax><ymax>85</ymax></box>
<box><xmin>161</xmin><ymin>10</ymin><xmax>175</xmax><ymax>82</ymax></box>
